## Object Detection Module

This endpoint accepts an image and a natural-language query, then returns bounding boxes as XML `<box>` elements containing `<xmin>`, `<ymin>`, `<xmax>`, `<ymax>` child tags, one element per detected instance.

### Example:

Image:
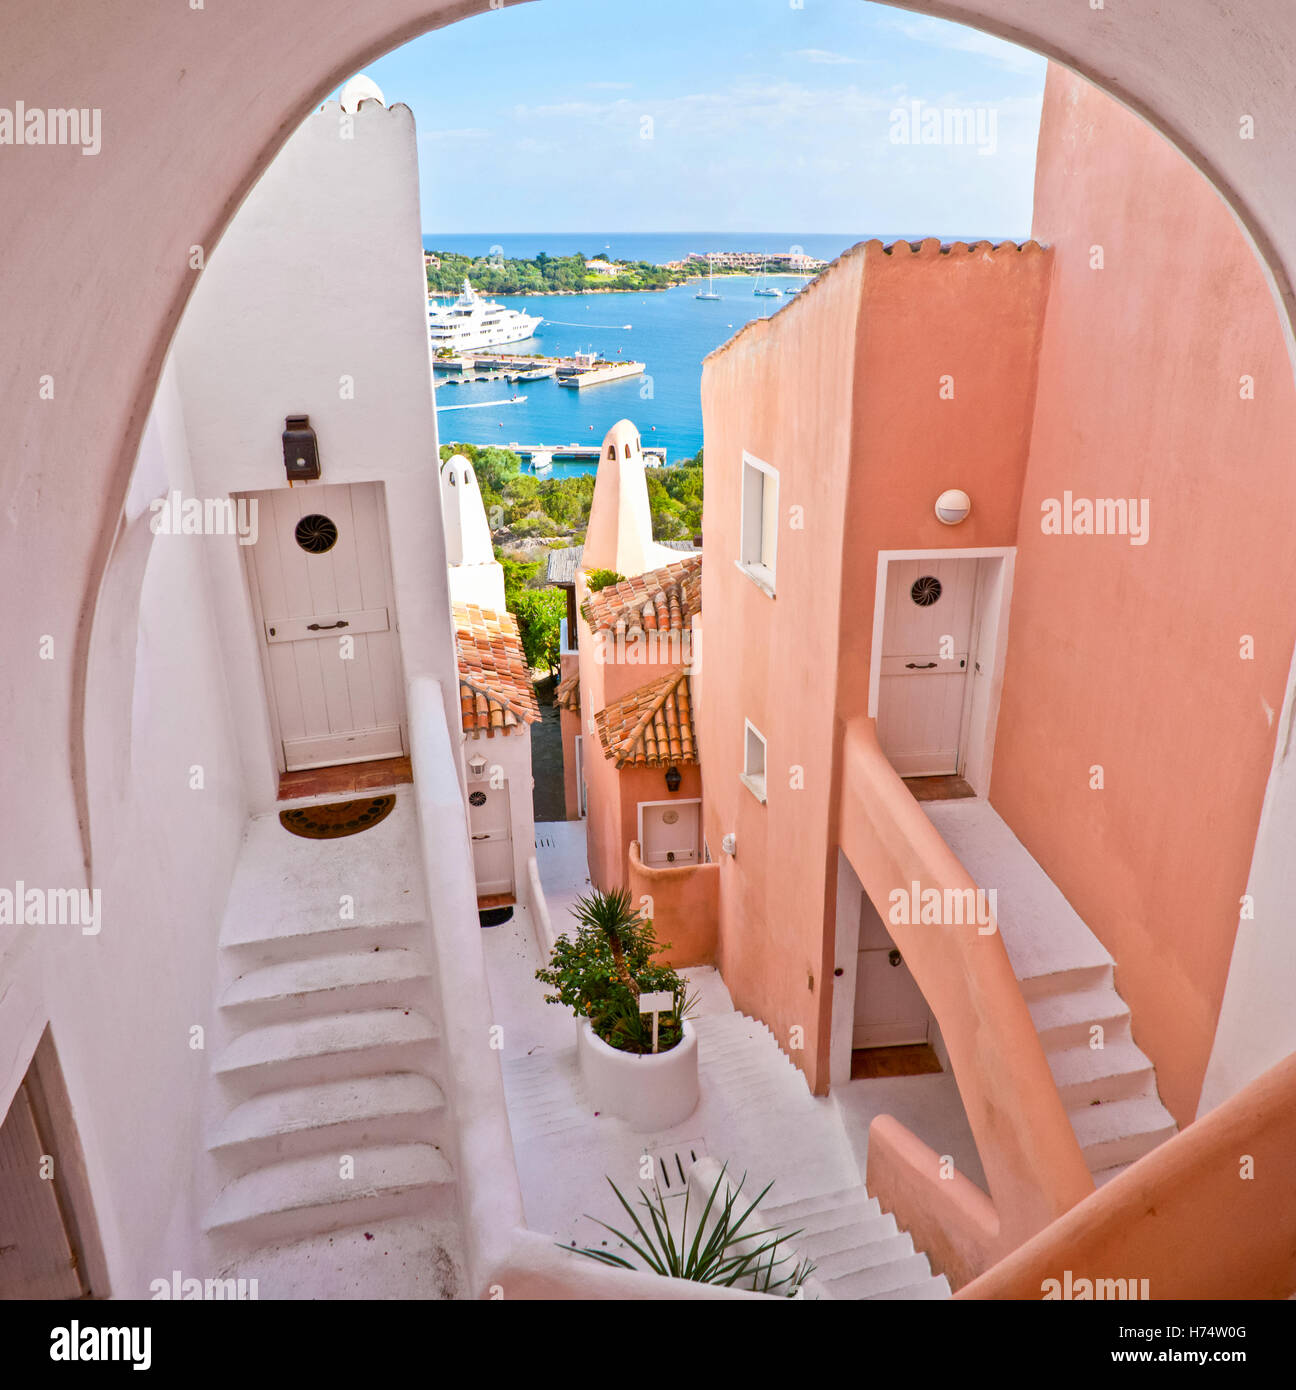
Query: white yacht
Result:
<box><xmin>428</xmin><ymin>279</ymin><xmax>542</xmax><ymax>352</ymax></box>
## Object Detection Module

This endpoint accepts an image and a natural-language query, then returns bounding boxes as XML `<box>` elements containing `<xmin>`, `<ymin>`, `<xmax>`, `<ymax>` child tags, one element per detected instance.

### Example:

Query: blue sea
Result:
<box><xmin>425</xmin><ymin>232</ymin><xmax>940</xmax><ymax>464</ymax></box>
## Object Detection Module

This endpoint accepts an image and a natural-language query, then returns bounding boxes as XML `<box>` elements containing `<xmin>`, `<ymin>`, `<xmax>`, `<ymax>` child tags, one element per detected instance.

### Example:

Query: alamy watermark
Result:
<box><xmin>888</xmin><ymin>881</ymin><xmax>997</xmax><ymax>934</ymax></box>
<box><xmin>150</xmin><ymin>1270</ymin><xmax>259</xmax><ymax>1300</ymax></box>
<box><xmin>0</xmin><ymin>102</ymin><xmax>101</xmax><ymax>156</ymax></box>
<box><xmin>150</xmin><ymin>491</ymin><xmax>259</xmax><ymax>545</ymax></box>
<box><xmin>0</xmin><ymin>883</ymin><xmax>100</xmax><ymax>935</ymax></box>
<box><xmin>1042</xmin><ymin>1270</ymin><xmax>1150</xmax><ymax>1300</ymax></box>
<box><xmin>1040</xmin><ymin>492</ymin><xmax>1150</xmax><ymax>545</ymax></box>
<box><xmin>889</xmin><ymin>100</ymin><xmax>998</xmax><ymax>156</ymax></box>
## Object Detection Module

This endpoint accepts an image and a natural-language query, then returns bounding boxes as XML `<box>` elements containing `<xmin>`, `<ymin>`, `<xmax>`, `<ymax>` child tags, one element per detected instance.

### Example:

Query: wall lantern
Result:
<box><xmin>283</xmin><ymin>414</ymin><xmax>321</xmax><ymax>483</ymax></box>
<box><xmin>721</xmin><ymin>833</ymin><xmax>737</xmax><ymax>856</ymax></box>
<box><xmin>935</xmin><ymin>489</ymin><xmax>971</xmax><ymax>526</ymax></box>
<box><xmin>468</xmin><ymin>753</ymin><xmax>488</xmax><ymax>780</ymax></box>
<box><xmin>664</xmin><ymin>766</ymin><xmax>682</xmax><ymax>793</ymax></box>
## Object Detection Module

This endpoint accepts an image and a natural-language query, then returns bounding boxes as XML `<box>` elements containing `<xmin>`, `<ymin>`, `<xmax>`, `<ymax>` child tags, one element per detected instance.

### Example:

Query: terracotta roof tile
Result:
<box><xmin>581</xmin><ymin>554</ymin><xmax>702</xmax><ymax>635</ymax></box>
<box><xmin>454</xmin><ymin>602</ymin><xmax>541</xmax><ymax>737</ymax></box>
<box><xmin>555</xmin><ymin>672</ymin><xmax>580</xmax><ymax>711</ymax></box>
<box><xmin>594</xmin><ymin>669</ymin><xmax>697</xmax><ymax>768</ymax></box>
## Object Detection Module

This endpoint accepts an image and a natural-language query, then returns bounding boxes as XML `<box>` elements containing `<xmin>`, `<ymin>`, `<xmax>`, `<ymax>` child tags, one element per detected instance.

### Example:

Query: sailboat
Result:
<box><xmin>753</xmin><ymin>259</ymin><xmax>782</xmax><ymax>297</ymax></box>
<box><xmin>695</xmin><ymin>253</ymin><xmax>722</xmax><ymax>301</ymax></box>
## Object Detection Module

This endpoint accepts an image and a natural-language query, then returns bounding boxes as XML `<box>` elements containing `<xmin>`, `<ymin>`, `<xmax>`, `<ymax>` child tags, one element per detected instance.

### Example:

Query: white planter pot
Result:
<box><xmin>576</xmin><ymin>1018</ymin><xmax>699</xmax><ymax>1133</ymax></box>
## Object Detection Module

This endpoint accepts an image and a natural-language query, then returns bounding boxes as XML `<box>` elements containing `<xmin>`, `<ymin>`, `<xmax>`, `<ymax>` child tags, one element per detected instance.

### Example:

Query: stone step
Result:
<box><xmin>809</xmin><ymin>1232</ymin><xmax>915</xmax><ymax>1280</ymax></box>
<box><xmin>220</xmin><ymin>947</ymin><xmax>433</xmax><ymax>1022</ymax></box>
<box><xmin>209</xmin><ymin>1073</ymin><xmax>446</xmax><ymax>1168</ymax></box>
<box><xmin>793</xmin><ymin>1210</ymin><xmax>899</xmax><ymax>1258</ymax></box>
<box><xmin>213</xmin><ymin>1009</ymin><xmax>439</xmax><ymax>1096</ymax></box>
<box><xmin>865</xmin><ymin>1274</ymin><xmax>952</xmax><ymax>1300</ymax></box>
<box><xmin>204</xmin><ymin>1143</ymin><xmax>454</xmax><ymax>1245</ymax></box>
<box><xmin>1028</xmin><ymin>980</ymin><xmax>1132</xmax><ymax>1049</ymax></box>
<box><xmin>224</xmin><ymin>918</ymin><xmax>426</xmax><ymax>967</ymax></box>
<box><xmin>1070</xmin><ymin>1093</ymin><xmax>1177</xmax><ymax>1171</ymax></box>
<box><xmin>763</xmin><ymin>1187</ymin><xmax>880</xmax><ymax>1224</ymax></box>
<box><xmin>1047</xmin><ymin>1037</ymin><xmax>1156</xmax><ymax>1107</ymax></box>
<box><xmin>1017</xmin><ymin>963</ymin><xmax>1113</xmax><ymax>1004</ymax></box>
<box><xmin>823</xmin><ymin>1252</ymin><xmax>936</xmax><ymax>1300</ymax></box>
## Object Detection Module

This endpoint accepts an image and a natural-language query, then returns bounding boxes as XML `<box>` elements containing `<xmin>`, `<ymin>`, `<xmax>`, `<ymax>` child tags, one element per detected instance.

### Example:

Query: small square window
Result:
<box><xmin>738</xmin><ymin>452</ymin><xmax>778</xmax><ymax>595</ymax></box>
<box><xmin>741</xmin><ymin>720</ymin><xmax>767</xmax><ymax>803</ymax></box>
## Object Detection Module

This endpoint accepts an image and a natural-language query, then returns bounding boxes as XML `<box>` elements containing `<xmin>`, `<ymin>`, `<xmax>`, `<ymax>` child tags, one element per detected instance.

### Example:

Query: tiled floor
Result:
<box><xmin>851</xmin><ymin>1043</ymin><xmax>943</xmax><ymax>1080</ymax></box>
<box><xmin>904</xmin><ymin>775</ymin><xmax>976</xmax><ymax>803</ymax></box>
<box><xmin>277</xmin><ymin>756</ymin><xmax>413</xmax><ymax>801</ymax></box>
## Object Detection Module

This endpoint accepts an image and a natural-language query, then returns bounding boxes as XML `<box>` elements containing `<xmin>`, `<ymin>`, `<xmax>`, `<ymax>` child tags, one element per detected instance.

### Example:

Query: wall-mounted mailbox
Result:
<box><xmin>283</xmin><ymin>414</ymin><xmax>321</xmax><ymax>482</ymax></box>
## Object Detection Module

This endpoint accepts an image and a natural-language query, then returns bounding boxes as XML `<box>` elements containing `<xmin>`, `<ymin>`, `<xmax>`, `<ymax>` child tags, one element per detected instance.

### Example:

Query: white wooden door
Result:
<box><xmin>877</xmin><ymin>557</ymin><xmax>979</xmax><ymax>776</ymax></box>
<box><xmin>641</xmin><ymin>801</ymin><xmax>700</xmax><ymax>867</ymax></box>
<box><xmin>853</xmin><ymin>894</ymin><xmax>930</xmax><ymax>1049</ymax></box>
<box><xmin>469</xmin><ymin>782</ymin><xmax>514</xmax><ymax>896</ymax></box>
<box><xmin>574</xmin><ymin>735</ymin><xmax>587</xmax><ymax>818</ymax></box>
<box><xmin>0</xmin><ymin>1083</ymin><xmax>86</xmax><ymax>1299</ymax></box>
<box><xmin>245</xmin><ymin>483</ymin><xmax>405</xmax><ymax>771</ymax></box>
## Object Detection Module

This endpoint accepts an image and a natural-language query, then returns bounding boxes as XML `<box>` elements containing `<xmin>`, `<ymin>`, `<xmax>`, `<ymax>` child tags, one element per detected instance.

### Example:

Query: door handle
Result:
<box><xmin>905</xmin><ymin>662</ymin><xmax>937</xmax><ymax>670</ymax></box>
<box><xmin>472</xmin><ymin>834</ymin><xmax>490</xmax><ymax>841</ymax></box>
<box><xmin>888</xmin><ymin>948</ymin><xmax>903</xmax><ymax>968</ymax></box>
<box><xmin>307</xmin><ymin>620</ymin><xmax>350</xmax><ymax>631</ymax></box>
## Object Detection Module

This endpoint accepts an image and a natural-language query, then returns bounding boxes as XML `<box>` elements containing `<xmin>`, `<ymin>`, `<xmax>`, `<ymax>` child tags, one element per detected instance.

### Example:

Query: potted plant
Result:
<box><xmin>567</xmin><ymin>1162</ymin><xmax>816</xmax><ymax>1296</ymax></box>
<box><xmin>536</xmin><ymin>887</ymin><xmax>699</xmax><ymax>1130</ymax></box>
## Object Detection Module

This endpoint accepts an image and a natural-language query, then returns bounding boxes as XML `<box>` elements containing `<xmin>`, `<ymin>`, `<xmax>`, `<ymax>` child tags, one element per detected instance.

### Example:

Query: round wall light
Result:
<box><xmin>935</xmin><ymin>489</ymin><xmax>972</xmax><ymax>526</ymax></box>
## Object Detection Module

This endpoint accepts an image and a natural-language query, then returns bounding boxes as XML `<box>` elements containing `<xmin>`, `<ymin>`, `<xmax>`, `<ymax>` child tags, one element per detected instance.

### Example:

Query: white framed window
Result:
<box><xmin>741</xmin><ymin>719</ymin><xmax>767</xmax><ymax>804</ymax></box>
<box><xmin>737</xmin><ymin>451</ymin><xmax>779</xmax><ymax>595</ymax></box>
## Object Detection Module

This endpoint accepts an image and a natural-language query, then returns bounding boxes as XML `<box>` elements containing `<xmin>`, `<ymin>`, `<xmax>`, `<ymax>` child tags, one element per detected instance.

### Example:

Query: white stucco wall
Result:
<box><xmin>173</xmin><ymin>97</ymin><xmax>458</xmax><ymax>804</ymax></box>
<box><xmin>465</xmin><ymin>730</ymin><xmax>536</xmax><ymax>910</ymax></box>
<box><xmin>0</xmin><ymin>357</ymin><xmax>249</xmax><ymax>1296</ymax></box>
<box><xmin>0</xmin><ymin>91</ymin><xmax>459</xmax><ymax>1295</ymax></box>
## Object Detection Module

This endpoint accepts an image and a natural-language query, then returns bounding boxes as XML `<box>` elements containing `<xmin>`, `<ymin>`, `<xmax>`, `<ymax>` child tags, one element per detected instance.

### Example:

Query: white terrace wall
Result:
<box><xmin>0</xmin><ymin>355</ymin><xmax>249</xmax><ymax>1297</ymax></box>
<box><xmin>0</xmin><ymin>92</ymin><xmax>459</xmax><ymax>1297</ymax></box>
<box><xmin>172</xmin><ymin>96</ymin><xmax>459</xmax><ymax>807</ymax></box>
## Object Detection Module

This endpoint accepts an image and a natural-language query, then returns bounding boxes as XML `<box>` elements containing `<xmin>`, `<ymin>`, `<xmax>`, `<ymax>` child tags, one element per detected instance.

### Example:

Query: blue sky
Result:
<box><xmin>356</xmin><ymin>0</ymin><xmax>1047</xmax><ymax>237</ymax></box>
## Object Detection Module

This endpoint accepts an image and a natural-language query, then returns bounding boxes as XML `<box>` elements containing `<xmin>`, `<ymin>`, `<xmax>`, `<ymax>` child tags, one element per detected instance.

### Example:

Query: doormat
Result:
<box><xmin>279</xmin><ymin>795</ymin><xmax>396</xmax><ymax>840</ymax></box>
<box><xmin>850</xmin><ymin>1044</ymin><xmax>942</xmax><ymax>1080</ymax></box>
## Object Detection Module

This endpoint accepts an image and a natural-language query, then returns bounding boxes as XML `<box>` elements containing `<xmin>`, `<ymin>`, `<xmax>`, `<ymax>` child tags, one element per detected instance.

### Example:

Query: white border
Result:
<box><xmin>738</xmin><ymin>450</ymin><xmax>779</xmax><ymax>595</ymax></box>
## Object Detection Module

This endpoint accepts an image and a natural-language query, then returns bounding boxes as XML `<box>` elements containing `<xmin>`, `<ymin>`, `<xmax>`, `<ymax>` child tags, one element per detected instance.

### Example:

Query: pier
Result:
<box><xmin>505</xmin><ymin>442</ymin><xmax>667</xmax><ymax>470</ymax></box>
<box><xmin>433</xmin><ymin>349</ymin><xmax>645</xmax><ymax>389</ymax></box>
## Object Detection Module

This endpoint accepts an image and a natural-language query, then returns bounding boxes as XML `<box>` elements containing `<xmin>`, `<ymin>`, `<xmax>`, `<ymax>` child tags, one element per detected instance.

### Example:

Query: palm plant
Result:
<box><xmin>567</xmin><ymin>1163</ymin><xmax>815</xmax><ymax>1296</ymax></box>
<box><xmin>536</xmin><ymin>887</ymin><xmax>696</xmax><ymax>1053</ymax></box>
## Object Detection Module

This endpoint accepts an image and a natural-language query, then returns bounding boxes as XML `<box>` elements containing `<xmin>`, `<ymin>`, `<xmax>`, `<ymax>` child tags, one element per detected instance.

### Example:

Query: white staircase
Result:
<box><xmin>201</xmin><ymin>802</ymin><xmax>465</xmax><ymax>1293</ymax></box>
<box><xmin>690</xmin><ymin>1014</ymin><xmax>950</xmax><ymax>1300</ymax></box>
<box><xmin>923</xmin><ymin>800</ymin><xmax>1178</xmax><ymax>1186</ymax></box>
<box><xmin>762</xmin><ymin>1187</ymin><xmax>951</xmax><ymax>1300</ymax></box>
<box><xmin>1024</xmin><ymin>965</ymin><xmax>1177</xmax><ymax>1183</ymax></box>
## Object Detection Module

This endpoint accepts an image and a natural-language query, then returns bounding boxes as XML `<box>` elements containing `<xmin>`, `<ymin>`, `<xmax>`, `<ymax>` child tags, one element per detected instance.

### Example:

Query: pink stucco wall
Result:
<box><xmin>699</xmin><ymin>241</ymin><xmax>1052</xmax><ymax>1093</ymax></box>
<box><xmin>575</xmin><ymin>572</ymin><xmax>703</xmax><ymax>891</ymax></box>
<box><xmin>699</xmin><ymin>253</ymin><xmax>864</xmax><ymax>1091</ymax></box>
<box><xmin>558</xmin><ymin>651</ymin><xmax>581</xmax><ymax>820</ymax></box>
<box><xmin>627</xmin><ymin>843</ymin><xmax>719</xmax><ymax>968</ymax></box>
<box><xmin>988</xmin><ymin>67</ymin><xmax>1296</xmax><ymax>1126</ymax></box>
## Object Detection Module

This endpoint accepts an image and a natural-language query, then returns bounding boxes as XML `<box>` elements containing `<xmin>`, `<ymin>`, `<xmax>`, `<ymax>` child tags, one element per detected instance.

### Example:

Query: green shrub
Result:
<box><xmin>535</xmin><ymin>887</ymin><xmax>693</xmax><ymax>1054</ymax></box>
<box><xmin>585</xmin><ymin>569</ymin><xmax>625</xmax><ymax>593</ymax></box>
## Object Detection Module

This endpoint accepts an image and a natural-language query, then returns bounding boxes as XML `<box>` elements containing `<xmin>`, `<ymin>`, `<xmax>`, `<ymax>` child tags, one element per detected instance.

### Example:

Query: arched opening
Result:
<box><xmin>7</xmin><ymin>0</ymin><xmax>1296</xmax><ymax>1305</ymax></box>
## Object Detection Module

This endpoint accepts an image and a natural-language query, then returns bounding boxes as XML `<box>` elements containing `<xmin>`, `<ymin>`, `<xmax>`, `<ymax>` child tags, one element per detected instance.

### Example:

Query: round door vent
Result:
<box><xmin>468</xmin><ymin>791</ymin><xmax>488</xmax><ymax>807</ymax></box>
<box><xmin>662</xmin><ymin>810</ymin><xmax>680</xmax><ymax>825</ymax></box>
<box><xmin>295</xmin><ymin>514</ymin><xmax>338</xmax><ymax>554</ymax></box>
<box><xmin>910</xmin><ymin>575</ymin><xmax>942</xmax><ymax>607</ymax></box>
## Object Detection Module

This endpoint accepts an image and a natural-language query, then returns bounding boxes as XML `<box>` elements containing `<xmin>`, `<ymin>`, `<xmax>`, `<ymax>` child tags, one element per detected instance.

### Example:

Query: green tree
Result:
<box><xmin>512</xmin><ymin>587</ymin><xmax>565</xmax><ymax>676</ymax></box>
